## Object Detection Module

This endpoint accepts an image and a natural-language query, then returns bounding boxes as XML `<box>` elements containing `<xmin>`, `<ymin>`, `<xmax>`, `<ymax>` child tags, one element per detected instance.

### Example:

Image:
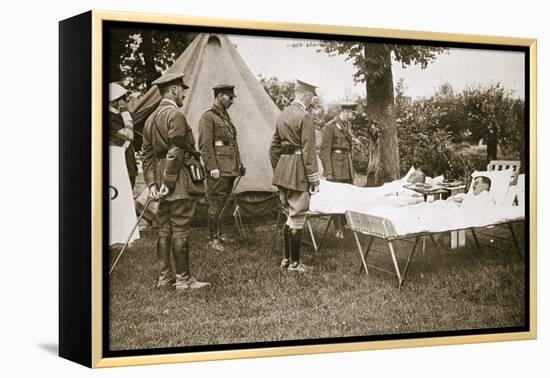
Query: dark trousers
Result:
<box><xmin>206</xmin><ymin>176</ymin><xmax>236</xmax><ymax>237</ymax></box>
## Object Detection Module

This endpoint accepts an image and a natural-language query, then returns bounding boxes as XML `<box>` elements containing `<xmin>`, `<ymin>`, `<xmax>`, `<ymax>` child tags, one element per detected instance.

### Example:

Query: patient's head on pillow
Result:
<box><xmin>472</xmin><ymin>176</ymin><xmax>491</xmax><ymax>195</ymax></box>
<box><xmin>407</xmin><ymin>169</ymin><xmax>426</xmax><ymax>184</ymax></box>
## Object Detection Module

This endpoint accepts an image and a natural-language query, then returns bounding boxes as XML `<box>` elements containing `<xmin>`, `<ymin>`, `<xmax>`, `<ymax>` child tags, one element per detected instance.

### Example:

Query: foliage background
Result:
<box><xmin>109</xmin><ymin>29</ymin><xmax>525</xmax><ymax>185</ymax></box>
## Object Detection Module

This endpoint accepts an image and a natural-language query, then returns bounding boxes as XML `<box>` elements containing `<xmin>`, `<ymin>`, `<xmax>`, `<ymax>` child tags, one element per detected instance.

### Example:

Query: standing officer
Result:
<box><xmin>142</xmin><ymin>72</ymin><xmax>210</xmax><ymax>290</ymax></box>
<box><xmin>320</xmin><ymin>102</ymin><xmax>357</xmax><ymax>238</ymax></box>
<box><xmin>269</xmin><ymin>80</ymin><xmax>320</xmax><ymax>273</ymax></box>
<box><xmin>199</xmin><ymin>84</ymin><xmax>245</xmax><ymax>252</ymax></box>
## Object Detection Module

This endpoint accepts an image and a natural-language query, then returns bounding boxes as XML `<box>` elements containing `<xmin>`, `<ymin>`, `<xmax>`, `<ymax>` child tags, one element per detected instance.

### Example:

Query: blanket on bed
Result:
<box><xmin>366</xmin><ymin>196</ymin><xmax>524</xmax><ymax>236</ymax></box>
<box><xmin>309</xmin><ymin>179</ymin><xmax>423</xmax><ymax>214</ymax></box>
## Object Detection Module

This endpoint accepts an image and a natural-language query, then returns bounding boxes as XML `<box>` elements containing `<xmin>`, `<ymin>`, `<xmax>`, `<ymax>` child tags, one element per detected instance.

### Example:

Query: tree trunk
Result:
<box><xmin>141</xmin><ymin>30</ymin><xmax>157</xmax><ymax>89</ymax></box>
<box><xmin>486</xmin><ymin>136</ymin><xmax>498</xmax><ymax>163</ymax></box>
<box><xmin>365</xmin><ymin>43</ymin><xmax>400</xmax><ymax>185</ymax></box>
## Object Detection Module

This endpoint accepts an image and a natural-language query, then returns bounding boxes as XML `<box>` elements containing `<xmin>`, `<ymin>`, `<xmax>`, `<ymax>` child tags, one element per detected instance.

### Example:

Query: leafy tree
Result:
<box><xmin>258</xmin><ymin>76</ymin><xmax>295</xmax><ymax>111</ymax></box>
<box><xmin>396</xmin><ymin>92</ymin><xmax>475</xmax><ymax>181</ymax></box>
<box><xmin>314</xmin><ymin>41</ymin><xmax>447</xmax><ymax>185</ymax></box>
<box><xmin>459</xmin><ymin>83</ymin><xmax>523</xmax><ymax>164</ymax></box>
<box><xmin>108</xmin><ymin>27</ymin><xmax>196</xmax><ymax>93</ymax></box>
<box><xmin>430</xmin><ymin>82</ymin><xmax>467</xmax><ymax>142</ymax></box>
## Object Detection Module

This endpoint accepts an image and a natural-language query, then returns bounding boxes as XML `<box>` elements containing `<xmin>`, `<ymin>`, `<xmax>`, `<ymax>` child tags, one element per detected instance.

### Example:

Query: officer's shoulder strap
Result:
<box><xmin>326</xmin><ymin>116</ymin><xmax>339</xmax><ymax>127</ymax></box>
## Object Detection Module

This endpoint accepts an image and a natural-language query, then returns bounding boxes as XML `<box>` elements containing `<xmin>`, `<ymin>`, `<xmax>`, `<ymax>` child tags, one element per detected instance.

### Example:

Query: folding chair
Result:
<box><xmin>487</xmin><ymin>160</ymin><xmax>521</xmax><ymax>185</ymax></box>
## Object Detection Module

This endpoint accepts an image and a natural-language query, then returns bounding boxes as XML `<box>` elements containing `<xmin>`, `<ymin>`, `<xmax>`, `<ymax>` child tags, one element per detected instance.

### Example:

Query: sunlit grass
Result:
<box><xmin>108</xmin><ymin>222</ymin><xmax>526</xmax><ymax>351</ymax></box>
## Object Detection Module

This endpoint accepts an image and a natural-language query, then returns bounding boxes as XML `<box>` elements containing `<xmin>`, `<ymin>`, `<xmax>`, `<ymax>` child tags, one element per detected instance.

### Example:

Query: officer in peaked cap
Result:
<box><xmin>320</xmin><ymin>101</ymin><xmax>358</xmax><ymax>239</ymax></box>
<box><xmin>269</xmin><ymin>79</ymin><xmax>320</xmax><ymax>273</ymax></box>
<box><xmin>294</xmin><ymin>79</ymin><xmax>318</xmax><ymax>96</ymax></box>
<box><xmin>198</xmin><ymin>84</ymin><xmax>245</xmax><ymax>252</ymax></box>
<box><xmin>141</xmin><ymin>72</ymin><xmax>210</xmax><ymax>290</ymax></box>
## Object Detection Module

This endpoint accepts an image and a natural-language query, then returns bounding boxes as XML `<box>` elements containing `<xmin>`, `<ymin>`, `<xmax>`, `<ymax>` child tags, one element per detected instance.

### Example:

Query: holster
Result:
<box><xmin>184</xmin><ymin>152</ymin><xmax>206</xmax><ymax>183</ymax></box>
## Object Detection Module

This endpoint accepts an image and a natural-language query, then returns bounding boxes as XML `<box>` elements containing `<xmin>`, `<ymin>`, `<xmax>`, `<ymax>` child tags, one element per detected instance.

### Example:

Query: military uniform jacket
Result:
<box><xmin>269</xmin><ymin>102</ymin><xmax>320</xmax><ymax>192</ymax></box>
<box><xmin>142</xmin><ymin>99</ymin><xmax>206</xmax><ymax>201</ymax></box>
<box><xmin>320</xmin><ymin>116</ymin><xmax>354</xmax><ymax>181</ymax></box>
<box><xmin>198</xmin><ymin>104</ymin><xmax>242</xmax><ymax>177</ymax></box>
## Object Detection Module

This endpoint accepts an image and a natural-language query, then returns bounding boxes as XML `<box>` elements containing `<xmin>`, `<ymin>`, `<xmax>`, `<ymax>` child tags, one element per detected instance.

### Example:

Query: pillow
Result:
<box><xmin>468</xmin><ymin>169</ymin><xmax>513</xmax><ymax>206</ymax></box>
<box><xmin>401</xmin><ymin>166</ymin><xmax>415</xmax><ymax>182</ymax></box>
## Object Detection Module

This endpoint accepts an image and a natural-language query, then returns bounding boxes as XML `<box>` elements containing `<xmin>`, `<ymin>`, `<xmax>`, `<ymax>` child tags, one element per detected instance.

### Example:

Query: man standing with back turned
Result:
<box><xmin>269</xmin><ymin>80</ymin><xmax>320</xmax><ymax>273</ymax></box>
<box><xmin>142</xmin><ymin>72</ymin><xmax>210</xmax><ymax>290</ymax></box>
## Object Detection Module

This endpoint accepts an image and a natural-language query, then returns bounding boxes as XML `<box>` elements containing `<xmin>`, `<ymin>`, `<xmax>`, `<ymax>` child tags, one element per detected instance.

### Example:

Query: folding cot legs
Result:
<box><xmin>353</xmin><ymin>232</ymin><xmax>420</xmax><ymax>290</ymax></box>
<box><xmin>470</xmin><ymin>221</ymin><xmax>523</xmax><ymax>258</ymax></box>
<box><xmin>351</xmin><ymin>221</ymin><xmax>523</xmax><ymax>289</ymax></box>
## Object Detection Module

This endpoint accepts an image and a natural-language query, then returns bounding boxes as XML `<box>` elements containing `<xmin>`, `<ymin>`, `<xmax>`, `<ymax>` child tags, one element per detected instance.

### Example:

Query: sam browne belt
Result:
<box><xmin>214</xmin><ymin>140</ymin><xmax>233</xmax><ymax>147</ymax></box>
<box><xmin>281</xmin><ymin>144</ymin><xmax>302</xmax><ymax>155</ymax></box>
<box><xmin>155</xmin><ymin>150</ymin><xmax>201</xmax><ymax>159</ymax></box>
<box><xmin>332</xmin><ymin>148</ymin><xmax>349</xmax><ymax>154</ymax></box>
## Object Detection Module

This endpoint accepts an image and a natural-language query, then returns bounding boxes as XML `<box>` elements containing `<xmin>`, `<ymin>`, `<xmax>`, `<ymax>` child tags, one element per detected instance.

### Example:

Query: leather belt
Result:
<box><xmin>281</xmin><ymin>144</ymin><xmax>302</xmax><ymax>155</ymax></box>
<box><xmin>155</xmin><ymin>151</ymin><xmax>198</xmax><ymax>159</ymax></box>
<box><xmin>214</xmin><ymin>140</ymin><xmax>233</xmax><ymax>147</ymax></box>
<box><xmin>332</xmin><ymin>148</ymin><xmax>349</xmax><ymax>154</ymax></box>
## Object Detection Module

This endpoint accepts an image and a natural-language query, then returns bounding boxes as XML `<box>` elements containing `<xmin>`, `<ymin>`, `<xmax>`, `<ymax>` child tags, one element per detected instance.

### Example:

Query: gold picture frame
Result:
<box><xmin>59</xmin><ymin>9</ymin><xmax>537</xmax><ymax>368</ymax></box>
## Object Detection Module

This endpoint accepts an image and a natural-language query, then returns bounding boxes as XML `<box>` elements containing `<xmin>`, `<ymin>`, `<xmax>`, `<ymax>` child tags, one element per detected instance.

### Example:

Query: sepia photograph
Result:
<box><xmin>105</xmin><ymin>21</ymin><xmax>528</xmax><ymax>356</ymax></box>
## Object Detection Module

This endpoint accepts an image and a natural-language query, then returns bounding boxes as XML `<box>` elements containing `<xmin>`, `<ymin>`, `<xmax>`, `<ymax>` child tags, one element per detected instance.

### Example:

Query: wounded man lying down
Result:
<box><xmin>309</xmin><ymin>172</ymin><xmax>427</xmax><ymax>215</ymax></box>
<box><xmin>446</xmin><ymin>176</ymin><xmax>496</xmax><ymax>210</ymax></box>
<box><xmin>367</xmin><ymin>176</ymin><xmax>499</xmax><ymax>236</ymax></box>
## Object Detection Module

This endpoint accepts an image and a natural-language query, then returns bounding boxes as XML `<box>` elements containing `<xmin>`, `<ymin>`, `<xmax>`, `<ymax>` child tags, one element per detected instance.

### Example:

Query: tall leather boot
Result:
<box><xmin>217</xmin><ymin>217</ymin><xmax>235</xmax><ymax>243</ymax></box>
<box><xmin>157</xmin><ymin>236</ymin><xmax>174</xmax><ymax>288</ymax></box>
<box><xmin>288</xmin><ymin>228</ymin><xmax>308</xmax><ymax>273</ymax></box>
<box><xmin>208</xmin><ymin>201</ymin><xmax>225</xmax><ymax>252</ymax></box>
<box><xmin>279</xmin><ymin>225</ymin><xmax>290</xmax><ymax>269</ymax></box>
<box><xmin>172</xmin><ymin>237</ymin><xmax>190</xmax><ymax>285</ymax></box>
<box><xmin>173</xmin><ymin>237</ymin><xmax>211</xmax><ymax>290</ymax></box>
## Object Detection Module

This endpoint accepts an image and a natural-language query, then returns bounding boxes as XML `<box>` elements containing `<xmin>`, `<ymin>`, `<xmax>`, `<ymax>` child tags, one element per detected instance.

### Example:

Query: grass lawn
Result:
<box><xmin>108</xmin><ymin>220</ymin><xmax>526</xmax><ymax>351</ymax></box>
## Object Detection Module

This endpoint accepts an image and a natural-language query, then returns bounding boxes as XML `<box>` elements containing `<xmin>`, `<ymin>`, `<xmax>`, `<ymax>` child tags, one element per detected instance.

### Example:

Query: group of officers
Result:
<box><xmin>109</xmin><ymin>72</ymin><xmax>358</xmax><ymax>291</ymax></box>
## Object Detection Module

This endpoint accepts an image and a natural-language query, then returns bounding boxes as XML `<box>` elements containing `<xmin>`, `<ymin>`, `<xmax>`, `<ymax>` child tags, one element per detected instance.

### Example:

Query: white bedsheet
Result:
<box><xmin>366</xmin><ymin>200</ymin><xmax>525</xmax><ymax>236</ymax></box>
<box><xmin>309</xmin><ymin>179</ymin><xmax>423</xmax><ymax>215</ymax></box>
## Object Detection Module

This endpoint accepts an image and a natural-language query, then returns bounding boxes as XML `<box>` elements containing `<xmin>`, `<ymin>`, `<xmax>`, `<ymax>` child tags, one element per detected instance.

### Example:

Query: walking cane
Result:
<box><xmin>109</xmin><ymin>195</ymin><xmax>153</xmax><ymax>276</ymax></box>
<box><xmin>216</xmin><ymin>175</ymin><xmax>243</xmax><ymax>222</ymax></box>
<box><xmin>215</xmin><ymin>175</ymin><xmax>245</xmax><ymax>237</ymax></box>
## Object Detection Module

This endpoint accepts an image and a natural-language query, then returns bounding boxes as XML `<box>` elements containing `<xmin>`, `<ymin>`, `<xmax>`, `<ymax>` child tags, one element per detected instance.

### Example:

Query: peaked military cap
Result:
<box><xmin>295</xmin><ymin>79</ymin><xmax>318</xmax><ymax>96</ymax></box>
<box><xmin>151</xmin><ymin>72</ymin><xmax>189</xmax><ymax>89</ymax></box>
<box><xmin>213</xmin><ymin>84</ymin><xmax>237</xmax><ymax>98</ymax></box>
<box><xmin>340</xmin><ymin>102</ymin><xmax>358</xmax><ymax>111</ymax></box>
